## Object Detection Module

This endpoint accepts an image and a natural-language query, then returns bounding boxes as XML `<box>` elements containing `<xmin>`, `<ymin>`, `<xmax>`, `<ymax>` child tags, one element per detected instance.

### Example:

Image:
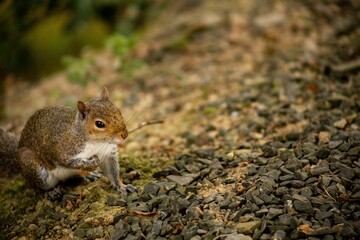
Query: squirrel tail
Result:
<box><xmin>0</xmin><ymin>127</ymin><xmax>20</xmax><ymax>177</ymax></box>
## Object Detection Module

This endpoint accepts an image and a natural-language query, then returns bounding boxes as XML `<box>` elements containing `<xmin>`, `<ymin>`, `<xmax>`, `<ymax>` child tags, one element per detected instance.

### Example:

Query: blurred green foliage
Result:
<box><xmin>62</xmin><ymin>33</ymin><xmax>145</xmax><ymax>86</ymax></box>
<box><xmin>0</xmin><ymin>0</ymin><xmax>167</xmax><ymax>80</ymax></box>
<box><xmin>62</xmin><ymin>55</ymin><xmax>97</xmax><ymax>86</ymax></box>
<box><xmin>106</xmin><ymin>34</ymin><xmax>145</xmax><ymax>78</ymax></box>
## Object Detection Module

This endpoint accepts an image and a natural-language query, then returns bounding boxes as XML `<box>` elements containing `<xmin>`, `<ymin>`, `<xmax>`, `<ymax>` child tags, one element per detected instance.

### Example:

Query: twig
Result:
<box><xmin>322</xmin><ymin>186</ymin><xmax>337</xmax><ymax>202</ymax></box>
<box><xmin>128</xmin><ymin>120</ymin><xmax>164</xmax><ymax>134</ymax></box>
<box><xmin>331</xmin><ymin>58</ymin><xmax>360</xmax><ymax>73</ymax></box>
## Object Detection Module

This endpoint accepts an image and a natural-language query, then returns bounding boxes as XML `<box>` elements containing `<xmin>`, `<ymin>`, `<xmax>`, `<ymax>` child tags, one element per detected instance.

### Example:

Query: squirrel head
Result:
<box><xmin>76</xmin><ymin>87</ymin><xmax>128</xmax><ymax>144</ymax></box>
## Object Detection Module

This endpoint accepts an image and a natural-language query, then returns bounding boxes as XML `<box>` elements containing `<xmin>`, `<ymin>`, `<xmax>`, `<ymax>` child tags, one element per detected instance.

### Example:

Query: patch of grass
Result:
<box><xmin>119</xmin><ymin>154</ymin><xmax>173</xmax><ymax>186</ymax></box>
<box><xmin>105</xmin><ymin>34</ymin><xmax>145</xmax><ymax>78</ymax></box>
<box><xmin>62</xmin><ymin>56</ymin><xmax>98</xmax><ymax>86</ymax></box>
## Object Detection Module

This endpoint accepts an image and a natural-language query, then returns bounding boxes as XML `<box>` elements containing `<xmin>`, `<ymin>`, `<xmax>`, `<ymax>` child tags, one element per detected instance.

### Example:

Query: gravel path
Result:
<box><xmin>106</xmin><ymin>1</ymin><xmax>360</xmax><ymax>239</ymax></box>
<box><xmin>1</xmin><ymin>0</ymin><xmax>360</xmax><ymax>239</ymax></box>
<box><xmin>107</xmin><ymin>1</ymin><xmax>360</xmax><ymax>240</ymax></box>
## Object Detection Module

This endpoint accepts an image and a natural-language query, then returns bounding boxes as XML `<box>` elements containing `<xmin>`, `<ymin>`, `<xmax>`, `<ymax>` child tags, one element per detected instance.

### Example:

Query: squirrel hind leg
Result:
<box><xmin>18</xmin><ymin>147</ymin><xmax>57</xmax><ymax>191</ymax></box>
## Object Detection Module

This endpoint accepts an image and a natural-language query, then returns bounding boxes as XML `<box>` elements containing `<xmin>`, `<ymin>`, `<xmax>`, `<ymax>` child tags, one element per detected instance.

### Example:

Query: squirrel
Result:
<box><xmin>0</xmin><ymin>87</ymin><xmax>135</xmax><ymax>194</ymax></box>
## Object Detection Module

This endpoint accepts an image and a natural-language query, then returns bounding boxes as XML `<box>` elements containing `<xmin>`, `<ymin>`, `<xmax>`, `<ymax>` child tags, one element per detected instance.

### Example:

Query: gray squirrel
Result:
<box><xmin>0</xmin><ymin>87</ymin><xmax>135</xmax><ymax>194</ymax></box>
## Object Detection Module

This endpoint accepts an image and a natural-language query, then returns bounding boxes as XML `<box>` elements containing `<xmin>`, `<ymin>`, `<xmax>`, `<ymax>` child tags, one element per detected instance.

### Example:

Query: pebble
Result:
<box><xmin>273</xmin><ymin>229</ymin><xmax>286</xmax><ymax>239</ymax></box>
<box><xmin>285</xmin><ymin>158</ymin><xmax>302</xmax><ymax>171</ymax></box>
<box><xmin>28</xmin><ymin>224</ymin><xmax>38</xmax><ymax>231</ymax></box>
<box><xmin>262</xmin><ymin>146</ymin><xmax>277</xmax><ymax>158</ymax></box>
<box><xmin>348</xmin><ymin>147</ymin><xmax>360</xmax><ymax>156</ymax></box>
<box><xmin>328</xmin><ymin>140</ymin><xmax>343</xmax><ymax>149</ymax></box>
<box><xmin>107</xmin><ymin>195</ymin><xmax>127</xmax><ymax>207</ymax></box>
<box><xmin>333</xmin><ymin>119</ymin><xmax>347</xmax><ymax>129</ymax></box>
<box><xmin>319</xmin><ymin>131</ymin><xmax>331</xmax><ymax>143</ymax></box>
<box><xmin>310</xmin><ymin>166</ymin><xmax>330</xmax><ymax>176</ymax></box>
<box><xmin>74</xmin><ymin>228</ymin><xmax>86</xmax><ymax>238</ymax></box>
<box><xmin>236</xmin><ymin>220</ymin><xmax>262</xmax><ymax>234</ymax></box>
<box><xmin>143</xmin><ymin>182</ymin><xmax>161</xmax><ymax>196</ymax></box>
<box><xmin>167</xmin><ymin>174</ymin><xmax>197</xmax><ymax>186</ymax></box>
<box><xmin>293</xmin><ymin>195</ymin><xmax>314</xmax><ymax>214</ymax></box>
<box><xmin>315</xmin><ymin>148</ymin><xmax>331</xmax><ymax>159</ymax></box>
<box><xmin>266</xmin><ymin>208</ymin><xmax>283</xmax><ymax>219</ymax></box>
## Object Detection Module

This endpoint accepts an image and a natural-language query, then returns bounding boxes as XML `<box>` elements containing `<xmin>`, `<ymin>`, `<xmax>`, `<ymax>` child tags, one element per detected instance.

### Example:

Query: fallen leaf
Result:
<box><xmin>297</xmin><ymin>224</ymin><xmax>314</xmax><ymax>234</ymax></box>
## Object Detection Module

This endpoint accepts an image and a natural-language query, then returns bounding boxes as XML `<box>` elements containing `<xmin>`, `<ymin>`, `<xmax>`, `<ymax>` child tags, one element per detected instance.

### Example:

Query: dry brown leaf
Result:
<box><xmin>297</xmin><ymin>224</ymin><xmax>314</xmax><ymax>234</ymax></box>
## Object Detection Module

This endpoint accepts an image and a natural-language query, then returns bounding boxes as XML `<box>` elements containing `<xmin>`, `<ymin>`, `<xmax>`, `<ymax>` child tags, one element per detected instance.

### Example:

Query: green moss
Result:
<box><xmin>119</xmin><ymin>154</ymin><xmax>173</xmax><ymax>186</ymax></box>
<box><xmin>0</xmin><ymin>177</ymin><xmax>41</xmax><ymax>239</ymax></box>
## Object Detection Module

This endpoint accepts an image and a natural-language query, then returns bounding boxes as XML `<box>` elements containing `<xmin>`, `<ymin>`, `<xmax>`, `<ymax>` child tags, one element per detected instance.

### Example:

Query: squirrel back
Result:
<box><xmin>0</xmin><ymin>127</ymin><xmax>19</xmax><ymax>177</ymax></box>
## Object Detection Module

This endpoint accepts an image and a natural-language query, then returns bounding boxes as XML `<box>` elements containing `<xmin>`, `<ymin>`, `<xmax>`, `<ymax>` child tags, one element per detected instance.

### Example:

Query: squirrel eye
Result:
<box><xmin>95</xmin><ymin>121</ymin><xmax>106</xmax><ymax>128</ymax></box>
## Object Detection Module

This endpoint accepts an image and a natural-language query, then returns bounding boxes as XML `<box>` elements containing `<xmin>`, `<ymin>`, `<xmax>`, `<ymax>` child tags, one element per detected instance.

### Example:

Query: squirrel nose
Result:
<box><xmin>120</xmin><ymin>131</ymin><xmax>128</xmax><ymax>139</ymax></box>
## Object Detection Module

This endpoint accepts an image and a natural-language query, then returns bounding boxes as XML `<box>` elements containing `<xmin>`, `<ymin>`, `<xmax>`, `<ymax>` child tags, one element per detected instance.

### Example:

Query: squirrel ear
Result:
<box><xmin>100</xmin><ymin>87</ymin><xmax>109</xmax><ymax>100</ymax></box>
<box><xmin>77</xmin><ymin>101</ymin><xmax>88</xmax><ymax>120</ymax></box>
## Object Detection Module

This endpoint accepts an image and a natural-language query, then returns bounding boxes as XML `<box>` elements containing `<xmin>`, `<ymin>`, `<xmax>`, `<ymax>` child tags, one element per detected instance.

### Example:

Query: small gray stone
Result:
<box><xmin>236</xmin><ymin>220</ymin><xmax>262</xmax><ymax>234</ymax></box>
<box><xmin>294</xmin><ymin>171</ymin><xmax>309</xmax><ymax>181</ymax></box>
<box><xmin>267</xmin><ymin>169</ymin><xmax>281</xmax><ymax>181</ymax></box>
<box><xmin>167</xmin><ymin>174</ymin><xmax>197</xmax><ymax>186</ymax></box>
<box><xmin>252</xmin><ymin>195</ymin><xmax>265</xmax><ymax>205</ymax></box>
<box><xmin>28</xmin><ymin>224</ymin><xmax>38</xmax><ymax>231</ymax></box>
<box><xmin>152</xmin><ymin>220</ymin><xmax>163</xmax><ymax>235</ymax></box>
<box><xmin>258</xmin><ymin>193</ymin><xmax>274</xmax><ymax>203</ymax></box>
<box><xmin>225</xmin><ymin>233</ymin><xmax>252</xmax><ymax>240</ymax></box>
<box><xmin>267</xmin><ymin>208</ymin><xmax>283</xmax><ymax>219</ymax></box>
<box><xmin>74</xmin><ymin>228</ymin><xmax>86</xmax><ymax>238</ymax></box>
<box><xmin>262</xmin><ymin>146</ymin><xmax>277</xmax><ymax>158</ymax></box>
<box><xmin>279</xmin><ymin>174</ymin><xmax>294</xmax><ymax>181</ymax></box>
<box><xmin>209</xmin><ymin>159</ymin><xmax>223</xmax><ymax>169</ymax></box>
<box><xmin>285</xmin><ymin>158</ymin><xmax>302</xmax><ymax>171</ymax></box>
<box><xmin>348</xmin><ymin>147</ymin><xmax>360</xmax><ymax>156</ymax></box>
<box><xmin>273</xmin><ymin>229</ymin><xmax>286</xmax><ymax>239</ymax></box>
<box><xmin>310</xmin><ymin>166</ymin><xmax>330</xmax><ymax>176</ymax></box>
<box><xmin>182</xmin><ymin>226</ymin><xmax>198</xmax><ymax>239</ymax></box>
<box><xmin>328</xmin><ymin>140</ymin><xmax>343</xmax><ymax>149</ymax></box>
<box><xmin>315</xmin><ymin>211</ymin><xmax>333</xmax><ymax>220</ymax></box>
<box><xmin>293</xmin><ymin>195</ymin><xmax>314</xmax><ymax>214</ymax></box>
<box><xmin>86</xmin><ymin>226</ymin><xmax>104</xmax><ymax>239</ymax></box>
<box><xmin>255</xmin><ymin>208</ymin><xmax>268</xmax><ymax>217</ymax></box>
<box><xmin>143</xmin><ymin>182</ymin><xmax>160</xmax><ymax>196</ymax></box>
<box><xmin>275</xmin><ymin>187</ymin><xmax>289</xmax><ymax>196</ymax></box>
<box><xmin>107</xmin><ymin>195</ymin><xmax>127</xmax><ymax>207</ymax></box>
<box><xmin>190</xmin><ymin>235</ymin><xmax>202</xmax><ymax>240</ymax></box>
<box><xmin>280</xmin><ymin>149</ymin><xmax>295</xmax><ymax>161</ymax></box>
<box><xmin>338</xmin><ymin>165</ymin><xmax>355</xmax><ymax>179</ymax></box>
<box><xmin>203</xmin><ymin>193</ymin><xmax>217</xmax><ymax>204</ymax></box>
<box><xmin>177</xmin><ymin>197</ymin><xmax>191</xmax><ymax>209</ymax></box>
<box><xmin>198</xmin><ymin>220</ymin><xmax>215</xmax><ymax>230</ymax></box>
<box><xmin>278</xmin><ymin>214</ymin><xmax>292</xmax><ymax>225</ymax></box>
<box><xmin>124</xmin><ymin>234</ymin><xmax>138</xmax><ymax>240</ymax></box>
<box><xmin>339</xmin><ymin>142</ymin><xmax>351</xmax><ymax>152</ymax></box>
<box><xmin>315</xmin><ymin>148</ymin><xmax>331</xmax><ymax>159</ymax></box>
<box><xmin>286</xmin><ymin>131</ymin><xmax>301</xmax><ymax>141</ymax></box>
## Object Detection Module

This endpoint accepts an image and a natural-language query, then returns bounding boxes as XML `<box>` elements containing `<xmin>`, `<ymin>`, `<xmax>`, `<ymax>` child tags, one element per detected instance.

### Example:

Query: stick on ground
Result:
<box><xmin>128</xmin><ymin>120</ymin><xmax>164</xmax><ymax>134</ymax></box>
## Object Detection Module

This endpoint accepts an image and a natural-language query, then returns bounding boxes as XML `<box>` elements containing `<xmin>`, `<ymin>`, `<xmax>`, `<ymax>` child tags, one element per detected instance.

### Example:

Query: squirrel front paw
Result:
<box><xmin>89</xmin><ymin>155</ymin><xmax>100</xmax><ymax>164</ymax></box>
<box><xmin>86</xmin><ymin>171</ymin><xmax>103</xmax><ymax>181</ymax></box>
<box><xmin>85</xmin><ymin>155</ymin><xmax>100</xmax><ymax>170</ymax></box>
